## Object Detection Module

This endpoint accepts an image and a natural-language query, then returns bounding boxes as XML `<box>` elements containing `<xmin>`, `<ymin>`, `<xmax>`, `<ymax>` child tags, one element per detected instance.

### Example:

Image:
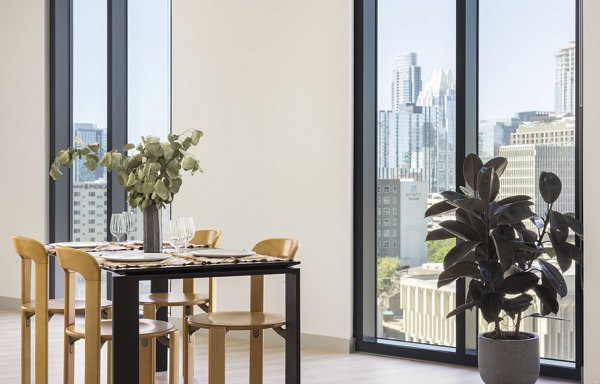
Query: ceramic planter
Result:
<box><xmin>478</xmin><ymin>332</ymin><xmax>540</xmax><ymax>384</ymax></box>
<box><xmin>143</xmin><ymin>204</ymin><xmax>162</xmax><ymax>253</ymax></box>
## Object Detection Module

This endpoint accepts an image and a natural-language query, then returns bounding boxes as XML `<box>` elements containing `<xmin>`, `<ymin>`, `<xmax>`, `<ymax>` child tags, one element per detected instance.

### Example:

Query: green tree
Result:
<box><xmin>427</xmin><ymin>238</ymin><xmax>456</xmax><ymax>263</ymax></box>
<box><xmin>377</xmin><ymin>256</ymin><xmax>404</xmax><ymax>294</ymax></box>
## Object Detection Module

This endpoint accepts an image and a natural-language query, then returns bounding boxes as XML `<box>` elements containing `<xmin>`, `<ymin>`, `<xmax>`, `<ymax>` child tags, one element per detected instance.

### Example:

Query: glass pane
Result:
<box><xmin>377</xmin><ymin>0</ymin><xmax>456</xmax><ymax>347</ymax></box>
<box><xmin>73</xmin><ymin>0</ymin><xmax>108</xmax><ymax>299</ymax></box>
<box><xmin>128</xmin><ymin>0</ymin><xmax>172</xmax><ymax>293</ymax></box>
<box><xmin>479</xmin><ymin>0</ymin><xmax>576</xmax><ymax>362</ymax></box>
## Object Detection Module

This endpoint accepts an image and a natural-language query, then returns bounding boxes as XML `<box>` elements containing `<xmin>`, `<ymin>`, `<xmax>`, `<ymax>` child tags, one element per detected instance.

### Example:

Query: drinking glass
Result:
<box><xmin>169</xmin><ymin>219</ymin><xmax>186</xmax><ymax>256</ymax></box>
<box><xmin>110</xmin><ymin>213</ymin><xmax>126</xmax><ymax>243</ymax></box>
<box><xmin>181</xmin><ymin>217</ymin><xmax>195</xmax><ymax>252</ymax></box>
<box><xmin>122</xmin><ymin>210</ymin><xmax>136</xmax><ymax>241</ymax></box>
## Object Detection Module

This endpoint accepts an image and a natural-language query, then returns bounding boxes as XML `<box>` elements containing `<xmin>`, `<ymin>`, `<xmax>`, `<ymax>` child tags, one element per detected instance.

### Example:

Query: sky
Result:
<box><xmin>378</xmin><ymin>0</ymin><xmax>576</xmax><ymax>120</ymax></box>
<box><xmin>73</xmin><ymin>0</ymin><xmax>171</xmax><ymax>140</ymax></box>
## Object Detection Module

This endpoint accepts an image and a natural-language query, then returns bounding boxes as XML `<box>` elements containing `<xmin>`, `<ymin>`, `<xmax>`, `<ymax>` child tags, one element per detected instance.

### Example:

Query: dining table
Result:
<box><xmin>48</xmin><ymin>244</ymin><xmax>301</xmax><ymax>384</ymax></box>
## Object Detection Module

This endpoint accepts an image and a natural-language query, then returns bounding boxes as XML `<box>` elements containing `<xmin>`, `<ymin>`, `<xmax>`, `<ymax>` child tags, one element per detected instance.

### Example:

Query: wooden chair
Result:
<box><xmin>55</xmin><ymin>246</ymin><xmax>179</xmax><ymax>384</ymax></box>
<box><xmin>138</xmin><ymin>229</ymin><xmax>221</xmax><ymax>380</ymax></box>
<box><xmin>12</xmin><ymin>236</ymin><xmax>111</xmax><ymax>384</ymax></box>
<box><xmin>185</xmin><ymin>238</ymin><xmax>299</xmax><ymax>384</ymax></box>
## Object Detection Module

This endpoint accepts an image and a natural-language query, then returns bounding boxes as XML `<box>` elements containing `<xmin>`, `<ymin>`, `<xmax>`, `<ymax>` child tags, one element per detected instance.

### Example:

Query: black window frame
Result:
<box><xmin>353</xmin><ymin>0</ymin><xmax>583</xmax><ymax>380</ymax></box>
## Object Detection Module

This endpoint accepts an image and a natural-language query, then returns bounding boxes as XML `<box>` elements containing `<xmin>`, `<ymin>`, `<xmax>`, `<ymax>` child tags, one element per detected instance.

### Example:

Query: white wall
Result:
<box><xmin>0</xmin><ymin>1</ymin><xmax>48</xmax><ymax>301</ymax></box>
<box><xmin>583</xmin><ymin>0</ymin><xmax>600</xmax><ymax>381</ymax></box>
<box><xmin>171</xmin><ymin>0</ymin><xmax>353</xmax><ymax>343</ymax></box>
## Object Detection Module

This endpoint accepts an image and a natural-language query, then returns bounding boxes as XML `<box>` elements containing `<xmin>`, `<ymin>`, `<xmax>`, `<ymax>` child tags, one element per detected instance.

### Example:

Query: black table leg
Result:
<box><xmin>285</xmin><ymin>269</ymin><xmax>301</xmax><ymax>383</ymax></box>
<box><xmin>151</xmin><ymin>278</ymin><xmax>169</xmax><ymax>371</ymax></box>
<box><xmin>112</xmin><ymin>275</ymin><xmax>140</xmax><ymax>383</ymax></box>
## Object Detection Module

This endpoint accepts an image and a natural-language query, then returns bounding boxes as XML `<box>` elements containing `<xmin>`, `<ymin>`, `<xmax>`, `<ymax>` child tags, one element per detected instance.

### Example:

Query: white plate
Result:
<box><xmin>190</xmin><ymin>249</ymin><xmax>256</xmax><ymax>258</ymax></box>
<box><xmin>100</xmin><ymin>253</ymin><xmax>171</xmax><ymax>262</ymax></box>
<box><xmin>131</xmin><ymin>240</ymin><xmax>171</xmax><ymax>246</ymax></box>
<box><xmin>50</xmin><ymin>241</ymin><xmax>110</xmax><ymax>248</ymax></box>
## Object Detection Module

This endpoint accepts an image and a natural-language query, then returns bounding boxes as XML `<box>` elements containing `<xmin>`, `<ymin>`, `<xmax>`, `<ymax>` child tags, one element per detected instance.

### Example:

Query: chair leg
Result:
<box><xmin>182</xmin><ymin>305</ymin><xmax>195</xmax><ymax>379</ymax></box>
<box><xmin>21</xmin><ymin>312</ymin><xmax>31</xmax><ymax>384</ymax></box>
<box><xmin>141</xmin><ymin>304</ymin><xmax>156</xmax><ymax>384</ymax></box>
<box><xmin>107</xmin><ymin>340</ymin><xmax>113</xmax><ymax>384</ymax></box>
<box><xmin>208</xmin><ymin>328</ymin><xmax>226</xmax><ymax>384</ymax></box>
<box><xmin>63</xmin><ymin>336</ymin><xmax>74</xmax><ymax>384</ymax></box>
<box><xmin>249</xmin><ymin>330</ymin><xmax>263</xmax><ymax>384</ymax></box>
<box><xmin>169</xmin><ymin>331</ymin><xmax>179</xmax><ymax>384</ymax></box>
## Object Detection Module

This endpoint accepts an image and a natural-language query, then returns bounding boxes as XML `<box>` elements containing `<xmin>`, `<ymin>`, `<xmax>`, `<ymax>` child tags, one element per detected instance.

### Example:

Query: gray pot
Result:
<box><xmin>478</xmin><ymin>332</ymin><xmax>539</xmax><ymax>384</ymax></box>
<box><xmin>143</xmin><ymin>204</ymin><xmax>162</xmax><ymax>253</ymax></box>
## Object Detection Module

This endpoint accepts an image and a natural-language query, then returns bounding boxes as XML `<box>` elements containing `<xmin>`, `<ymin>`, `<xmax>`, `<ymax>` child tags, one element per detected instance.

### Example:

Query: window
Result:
<box><xmin>355</xmin><ymin>0</ymin><xmax>582</xmax><ymax>379</ymax></box>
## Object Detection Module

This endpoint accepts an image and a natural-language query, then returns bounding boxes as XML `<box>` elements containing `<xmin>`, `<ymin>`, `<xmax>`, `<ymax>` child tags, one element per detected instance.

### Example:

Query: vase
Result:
<box><xmin>143</xmin><ymin>204</ymin><xmax>162</xmax><ymax>253</ymax></box>
<box><xmin>478</xmin><ymin>332</ymin><xmax>540</xmax><ymax>384</ymax></box>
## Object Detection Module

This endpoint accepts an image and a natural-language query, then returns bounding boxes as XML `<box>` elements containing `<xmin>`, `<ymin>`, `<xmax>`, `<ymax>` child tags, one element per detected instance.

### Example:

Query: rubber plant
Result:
<box><xmin>425</xmin><ymin>153</ymin><xmax>583</xmax><ymax>339</ymax></box>
<box><xmin>49</xmin><ymin>130</ymin><xmax>203</xmax><ymax>208</ymax></box>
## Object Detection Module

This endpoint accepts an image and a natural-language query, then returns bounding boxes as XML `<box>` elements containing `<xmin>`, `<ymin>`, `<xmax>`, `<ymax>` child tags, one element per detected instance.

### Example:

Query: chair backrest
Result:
<box><xmin>12</xmin><ymin>236</ymin><xmax>49</xmax><ymax>306</ymax></box>
<box><xmin>252</xmin><ymin>238</ymin><xmax>300</xmax><ymax>260</ymax></box>
<box><xmin>55</xmin><ymin>247</ymin><xmax>102</xmax><ymax>383</ymax></box>
<box><xmin>191</xmin><ymin>229</ymin><xmax>222</xmax><ymax>247</ymax></box>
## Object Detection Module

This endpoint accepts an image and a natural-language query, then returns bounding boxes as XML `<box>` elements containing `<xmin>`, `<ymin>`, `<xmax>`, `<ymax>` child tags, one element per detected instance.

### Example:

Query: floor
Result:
<box><xmin>0</xmin><ymin>310</ymin><xmax>577</xmax><ymax>383</ymax></box>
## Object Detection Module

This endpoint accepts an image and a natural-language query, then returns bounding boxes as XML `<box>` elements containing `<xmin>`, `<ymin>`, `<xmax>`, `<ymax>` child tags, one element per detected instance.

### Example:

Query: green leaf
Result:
<box><xmin>497</xmin><ymin>272</ymin><xmax>539</xmax><ymax>294</ymax></box>
<box><xmin>549</xmin><ymin>211</ymin><xmax>569</xmax><ymax>244</ymax></box>
<box><xmin>426</xmin><ymin>228</ymin><xmax>456</xmax><ymax>241</ymax></box>
<box><xmin>502</xmin><ymin>293</ymin><xmax>533</xmax><ymax>315</ymax></box>
<box><xmin>437</xmin><ymin>262</ymin><xmax>479</xmax><ymax>288</ymax></box>
<box><xmin>539</xmin><ymin>171</ymin><xmax>562</xmax><ymax>204</ymax></box>
<box><xmin>480</xmin><ymin>292</ymin><xmax>503</xmax><ymax>323</ymax></box>
<box><xmin>166</xmin><ymin>159</ymin><xmax>181</xmax><ymax>179</ymax></box>
<box><xmin>100</xmin><ymin>152</ymin><xmax>112</xmax><ymax>168</ymax></box>
<box><xmin>439</xmin><ymin>220</ymin><xmax>481</xmax><ymax>241</ymax></box>
<box><xmin>424</xmin><ymin>200</ymin><xmax>456</xmax><ymax>218</ymax></box>
<box><xmin>533</xmin><ymin>284</ymin><xmax>559</xmax><ymax>315</ymax></box>
<box><xmin>491</xmin><ymin>233</ymin><xmax>514</xmax><ymax>271</ymax></box>
<box><xmin>498</xmin><ymin>206</ymin><xmax>537</xmax><ymax>225</ymax></box>
<box><xmin>463</xmin><ymin>153</ymin><xmax>483</xmax><ymax>191</ymax></box>
<box><xmin>49</xmin><ymin>163</ymin><xmax>63</xmax><ymax>180</ymax></box>
<box><xmin>168</xmin><ymin>177</ymin><xmax>183</xmax><ymax>194</ymax></box>
<box><xmin>145</xmin><ymin>141</ymin><xmax>164</xmax><ymax>158</ymax></box>
<box><xmin>121</xmin><ymin>143</ymin><xmax>135</xmax><ymax>152</ymax></box>
<box><xmin>563</xmin><ymin>214</ymin><xmax>583</xmax><ymax>238</ymax></box>
<box><xmin>537</xmin><ymin>259</ymin><xmax>568</xmax><ymax>298</ymax></box>
<box><xmin>469</xmin><ymin>279</ymin><xmax>485</xmax><ymax>302</ymax></box>
<box><xmin>483</xmin><ymin>157</ymin><xmax>508</xmax><ymax>178</ymax></box>
<box><xmin>477</xmin><ymin>166</ymin><xmax>499</xmax><ymax>203</ymax></box>
<box><xmin>182</xmin><ymin>156</ymin><xmax>196</xmax><ymax>171</ymax></box>
<box><xmin>446</xmin><ymin>301</ymin><xmax>476</xmax><ymax>319</ymax></box>
<box><xmin>550</xmin><ymin>236</ymin><xmax>573</xmax><ymax>272</ymax></box>
<box><xmin>84</xmin><ymin>154</ymin><xmax>98</xmax><ymax>171</ymax></box>
<box><xmin>191</xmin><ymin>130</ymin><xmax>204</xmax><ymax>145</ymax></box>
<box><xmin>496</xmin><ymin>195</ymin><xmax>531</xmax><ymax>206</ymax></box>
<box><xmin>88</xmin><ymin>143</ymin><xmax>100</xmax><ymax>152</ymax></box>
<box><xmin>57</xmin><ymin>150</ymin><xmax>70</xmax><ymax>165</ymax></box>
<box><xmin>479</xmin><ymin>260</ymin><xmax>504</xmax><ymax>289</ymax></box>
<box><xmin>153</xmin><ymin>179</ymin><xmax>169</xmax><ymax>200</ymax></box>
<box><xmin>443</xmin><ymin>240</ymin><xmax>480</xmax><ymax>270</ymax></box>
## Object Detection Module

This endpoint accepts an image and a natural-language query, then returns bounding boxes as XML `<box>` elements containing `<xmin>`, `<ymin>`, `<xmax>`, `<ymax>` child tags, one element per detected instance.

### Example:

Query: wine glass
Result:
<box><xmin>181</xmin><ymin>217</ymin><xmax>195</xmax><ymax>253</ymax></box>
<box><xmin>122</xmin><ymin>210</ymin><xmax>136</xmax><ymax>242</ymax></box>
<box><xmin>110</xmin><ymin>213</ymin><xmax>126</xmax><ymax>243</ymax></box>
<box><xmin>168</xmin><ymin>219</ymin><xmax>186</xmax><ymax>256</ymax></box>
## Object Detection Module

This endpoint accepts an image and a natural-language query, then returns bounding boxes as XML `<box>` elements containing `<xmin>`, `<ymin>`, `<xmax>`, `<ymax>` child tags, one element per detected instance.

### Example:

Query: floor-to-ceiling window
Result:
<box><xmin>355</xmin><ymin>0</ymin><xmax>582</xmax><ymax>379</ymax></box>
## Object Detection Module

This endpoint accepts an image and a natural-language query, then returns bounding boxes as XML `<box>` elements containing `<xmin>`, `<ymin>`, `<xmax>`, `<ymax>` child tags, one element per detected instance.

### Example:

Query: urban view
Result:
<box><xmin>376</xmin><ymin>42</ymin><xmax>577</xmax><ymax>361</ymax></box>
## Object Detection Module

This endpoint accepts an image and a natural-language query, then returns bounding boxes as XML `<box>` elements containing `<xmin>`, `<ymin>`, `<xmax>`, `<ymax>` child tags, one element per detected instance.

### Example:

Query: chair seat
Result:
<box><xmin>187</xmin><ymin>311</ymin><xmax>285</xmax><ymax>331</ymax></box>
<box><xmin>66</xmin><ymin>318</ymin><xmax>174</xmax><ymax>341</ymax></box>
<box><xmin>139</xmin><ymin>292</ymin><xmax>209</xmax><ymax>307</ymax></box>
<box><xmin>21</xmin><ymin>299</ymin><xmax>112</xmax><ymax>314</ymax></box>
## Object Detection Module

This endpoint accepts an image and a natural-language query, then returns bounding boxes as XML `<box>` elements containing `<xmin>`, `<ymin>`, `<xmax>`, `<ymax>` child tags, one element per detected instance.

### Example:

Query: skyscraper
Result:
<box><xmin>555</xmin><ymin>42</ymin><xmax>576</xmax><ymax>115</ymax></box>
<box><xmin>391</xmin><ymin>52</ymin><xmax>422</xmax><ymax>110</ymax></box>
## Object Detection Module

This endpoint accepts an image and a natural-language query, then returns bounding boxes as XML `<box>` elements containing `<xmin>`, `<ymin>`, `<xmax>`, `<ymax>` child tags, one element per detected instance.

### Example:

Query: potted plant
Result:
<box><xmin>425</xmin><ymin>153</ymin><xmax>583</xmax><ymax>384</ymax></box>
<box><xmin>50</xmin><ymin>130</ymin><xmax>203</xmax><ymax>252</ymax></box>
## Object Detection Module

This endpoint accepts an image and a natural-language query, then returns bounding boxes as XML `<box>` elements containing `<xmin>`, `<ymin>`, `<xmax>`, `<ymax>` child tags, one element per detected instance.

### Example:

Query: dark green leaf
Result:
<box><xmin>438</xmin><ymin>262</ymin><xmax>480</xmax><ymax>288</ymax></box>
<box><xmin>443</xmin><ymin>241</ymin><xmax>480</xmax><ymax>270</ymax></box>
<box><xmin>533</xmin><ymin>284</ymin><xmax>559</xmax><ymax>314</ymax></box>
<box><xmin>510</xmin><ymin>241</ymin><xmax>543</xmax><ymax>254</ymax></box>
<box><xmin>563</xmin><ymin>214</ymin><xmax>583</xmax><ymax>238</ymax></box>
<box><xmin>498</xmin><ymin>206</ymin><xmax>537</xmax><ymax>225</ymax></box>
<box><xmin>491</xmin><ymin>233</ymin><xmax>514</xmax><ymax>271</ymax></box>
<box><xmin>477</xmin><ymin>166</ymin><xmax>497</xmax><ymax>203</ymax></box>
<box><xmin>525</xmin><ymin>313</ymin><xmax>569</xmax><ymax>321</ymax></box>
<box><xmin>497</xmin><ymin>272</ymin><xmax>539</xmax><ymax>294</ymax></box>
<box><xmin>549</xmin><ymin>211</ymin><xmax>569</xmax><ymax>244</ymax></box>
<box><xmin>479</xmin><ymin>260</ymin><xmax>504</xmax><ymax>289</ymax></box>
<box><xmin>426</xmin><ymin>228</ymin><xmax>456</xmax><ymax>241</ymax></box>
<box><xmin>446</xmin><ymin>301</ymin><xmax>476</xmax><ymax>319</ymax></box>
<box><xmin>453</xmin><ymin>198</ymin><xmax>487</xmax><ymax>217</ymax></box>
<box><xmin>502</xmin><ymin>293</ymin><xmax>534</xmax><ymax>315</ymax></box>
<box><xmin>568</xmin><ymin>243</ymin><xmax>583</xmax><ymax>266</ymax></box>
<box><xmin>537</xmin><ymin>259</ymin><xmax>568</xmax><ymax>298</ymax></box>
<box><xmin>484</xmin><ymin>157</ymin><xmax>508</xmax><ymax>177</ymax></box>
<box><xmin>439</xmin><ymin>220</ymin><xmax>481</xmax><ymax>241</ymax></box>
<box><xmin>550</xmin><ymin>238</ymin><xmax>573</xmax><ymax>272</ymax></box>
<box><xmin>424</xmin><ymin>200</ymin><xmax>456</xmax><ymax>218</ymax></box>
<box><xmin>480</xmin><ymin>292</ymin><xmax>503</xmax><ymax>323</ymax></box>
<box><xmin>497</xmin><ymin>195</ymin><xmax>531</xmax><ymax>206</ymax></box>
<box><xmin>463</xmin><ymin>153</ymin><xmax>484</xmax><ymax>191</ymax></box>
<box><xmin>441</xmin><ymin>191</ymin><xmax>467</xmax><ymax>202</ymax></box>
<box><xmin>539</xmin><ymin>171</ymin><xmax>562</xmax><ymax>204</ymax></box>
<box><xmin>469</xmin><ymin>279</ymin><xmax>485</xmax><ymax>302</ymax></box>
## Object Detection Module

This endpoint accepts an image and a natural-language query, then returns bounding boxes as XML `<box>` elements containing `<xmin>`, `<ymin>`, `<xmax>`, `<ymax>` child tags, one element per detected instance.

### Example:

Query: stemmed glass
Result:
<box><xmin>168</xmin><ymin>219</ymin><xmax>186</xmax><ymax>256</ymax></box>
<box><xmin>181</xmin><ymin>217</ymin><xmax>195</xmax><ymax>253</ymax></box>
<box><xmin>122</xmin><ymin>211</ymin><xmax>136</xmax><ymax>242</ymax></box>
<box><xmin>110</xmin><ymin>213</ymin><xmax>126</xmax><ymax>243</ymax></box>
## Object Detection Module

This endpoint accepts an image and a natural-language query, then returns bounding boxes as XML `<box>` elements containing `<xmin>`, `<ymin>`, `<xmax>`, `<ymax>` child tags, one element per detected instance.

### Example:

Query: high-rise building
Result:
<box><xmin>391</xmin><ymin>52</ymin><xmax>422</xmax><ymax>110</ymax></box>
<box><xmin>510</xmin><ymin>116</ymin><xmax>575</xmax><ymax>146</ymax></box>
<box><xmin>478</xmin><ymin>118</ymin><xmax>520</xmax><ymax>163</ymax></box>
<box><xmin>73</xmin><ymin>123</ymin><xmax>107</xmax><ymax>182</ymax></box>
<box><xmin>555</xmin><ymin>42</ymin><xmax>576</xmax><ymax>115</ymax></box>
<box><xmin>417</xmin><ymin>69</ymin><xmax>456</xmax><ymax>192</ymax></box>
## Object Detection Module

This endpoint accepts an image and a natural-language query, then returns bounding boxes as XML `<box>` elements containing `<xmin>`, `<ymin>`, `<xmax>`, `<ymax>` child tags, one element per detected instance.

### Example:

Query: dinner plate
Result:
<box><xmin>50</xmin><ymin>241</ymin><xmax>110</xmax><ymax>249</ymax></box>
<box><xmin>130</xmin><ymin>240</ymin><xmax>171</xmax><ymax>246</ymax></box>
<box><xmin>100</xmin><ymin>253</ymin><xmax>171</xmax><ymax>262</ymax></box>
<box><xmin>190</xmin><ymin>249</ymin><xmax>256</xmax><ymax>258</ymax></box>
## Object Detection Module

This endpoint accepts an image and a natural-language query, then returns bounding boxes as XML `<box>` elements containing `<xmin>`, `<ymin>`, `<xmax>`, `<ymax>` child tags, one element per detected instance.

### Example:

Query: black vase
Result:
<box><xmin>143</xmin><ymin>204</ymin><xmax>162</xmax><ymax>252</ymax></box>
